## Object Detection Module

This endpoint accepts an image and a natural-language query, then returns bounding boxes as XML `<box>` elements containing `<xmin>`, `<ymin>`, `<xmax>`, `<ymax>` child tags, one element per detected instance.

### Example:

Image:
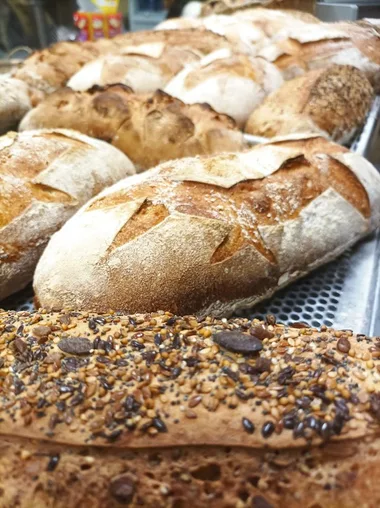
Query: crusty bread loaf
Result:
<box><xmin>0</xmin><ymin>78</ymin><xmax>32</xmax><ymax>134</ymax></box>
<box><xmin>33</xmin><ymin>135</ymin><xmax>380</xmax><ymax>316</ymax></box>
<box><xmin>156</xmin><ymin>14</ymin><xmax>268</xmax><ymax>54</ymax></box>
<box><xmin>245</xmin><ymin>65</ymin><xmax>374</xmax><ymax>143</ymax></box>
<box><xmin>1</xmin><ymin>309</ymin><xmax>380</xmax><ymax>507</ymax></box>
<box><xmin>165</xmin><ymin>49</ymin><xmax>283</xmax><ymax>128</ymax></box>
<box><xmin>259</xmin><ymin>21</ymin><xmax>380</xmax><ymax>92</ymax></box>
<box><xmin>233</xmin><ymin>7</ymin><xmax>320</xmax><ymax>38</ymax></box>
<box><xmin>19</xmin><ymin>85</ymin><xmax>245</xmax><ymax>171</ymax></box>
<box><xmin>201</xmin><ymin>0</ymin><xmax>316</xmax><ymax>16</ymax></box>
<box><xmin>67</xmin><ymin>44</ymin><xmax>202</xmax><ymax>94</ymax></box>
<box><xmin>0</xmin><ymin>129</ymin><xmax>135</xmax><ymax>301</ymax></box>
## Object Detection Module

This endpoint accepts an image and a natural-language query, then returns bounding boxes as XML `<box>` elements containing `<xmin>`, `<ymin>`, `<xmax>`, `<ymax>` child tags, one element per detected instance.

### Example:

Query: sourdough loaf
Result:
<box><xmin>156</xmin><ymin>14</ymin><xmax>268</xmax><ymax>54</ymax></box>
<box><xmin>0</xmin><ymin>78</ymin><xmax>32</xmax><ymax>134</ymax></box>
<box><xmin>33</xmin><ymin>135</ymin><xmax>380</xmax><ymax>316</ymax></box>
<box><xmin>245</xmin><ymin>65</ymin><xmax>374</xmax><ymax>143</ymax></box>
<box><xmin>67</xmin><ymin>46</ymin><xmax>202</xmax><ymax>94</ymax></box>
<box><xmin>0</xmin><ymin>309</ymin><xmax>380</xmax><ymax>507</ymax></box>
<box><xmin>201</xmin><ymin>0</ymin><xmax>316</xmax><ymax>16</ymax></box>
<box><xmin>19</xmin><ymin>85</ymin><xmax>245</xmax><ymax>171</ymax></box>
<box><xmin>259</xmin><ymin>21</ymin><xmax>380</xmax><ymax>91</ymax></box>
<box><xmin>165</xmin><ymin>49</ymin><xmax>283</xmax><ymax>128</ymax></box>
<box><xmin>0</xmin><ymin>129</ymin><xmax>135</xmax><ymax>301</ymax></box>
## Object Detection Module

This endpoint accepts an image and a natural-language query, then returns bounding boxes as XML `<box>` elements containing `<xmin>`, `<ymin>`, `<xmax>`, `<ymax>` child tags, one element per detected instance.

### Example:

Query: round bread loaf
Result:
<box><xmin>0</xmin><ymin>129</ymin><xmax>135</xmax><ymax>301</ymax></box>
<box><xmin>0</xmin><ymin>309</ymin><xmax>380</xmax><ymax>507</ymax></box>
<box><xmin>0</xmin><ymin>78</ymin><xmax>32</xmax><ymax>134</ymax></box>
<box><xmin>245</xmin><ymin>65</ymin><xmax>374</xmax><ymax>143</ymax></box>
<box><xmin>33</xmin><ymin>135</ymin><xmax>380</xmax><ymax>316</ymax></box>
<box><xmin>165</xmin><ymin>49</ymin><xmax>283</xmax><ymax>128</ymax></box>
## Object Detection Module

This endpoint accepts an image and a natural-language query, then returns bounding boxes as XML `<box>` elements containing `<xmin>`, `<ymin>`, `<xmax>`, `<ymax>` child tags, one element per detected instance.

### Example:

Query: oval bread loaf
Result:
<box><xmin>164</xmin><ymin>49</ymin><xmax>283</xmax><ymax>128</ymax></box>
<box><xmin>1</xmin><ymin>309</ymin><xmax>380</xmax><ymax>507</ymax></box>
<box><xmin>259</xmin><ymin>21</ymin><xmax>380</xmax><ymax>91</ymax></box>
<box><xmin>0</xmin><ymin>129</ymin><xmax>135</xmax><ymax>301</ymax></box>
<box><xmin>19</xmin><ymin>85</ymin><xmax>245</xmax><ymax>171</ymax></box>
<box><xmin>245</xmin><ymin>65</ymin><xmax>374</xmax><ymax>143</ymax></box>
<box><xmin>33</xmin><ymin>135</ymin><xmax>380</xmax><ymax>316</ymax></box>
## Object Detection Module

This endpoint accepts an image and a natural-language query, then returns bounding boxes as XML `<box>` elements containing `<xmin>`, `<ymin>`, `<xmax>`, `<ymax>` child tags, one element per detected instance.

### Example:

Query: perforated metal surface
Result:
<box><xmin>238</xmin><ymin>252</ymin><xmax>351</xmax><ymax>329</ymax></box>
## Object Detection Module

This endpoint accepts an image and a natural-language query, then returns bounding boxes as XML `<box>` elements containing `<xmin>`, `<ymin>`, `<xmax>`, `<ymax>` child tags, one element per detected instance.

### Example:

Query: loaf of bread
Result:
<box><xmin>33</xmin><ymin>134</ymin><xmax>380</xmax><ymax>316</ymax></box>
<box><xmin>1</xmin><ymin>309</ymin><xmax>380</xmax><ymax>507</ymax></box>
<box><xmin>259</xmin><ymin>21</ymin><xmax>380</xmax><ymax>91</ymax></box>
<box><xmin>201</xmin><ymin>0</ymin><xmax>316</xmax><ymax>16</ymax></box>
<box><xmin>245</xmin><ymin>65</ymin><xmax>374</xmax><ymax>143</ymax></box>
<box><xmin>19</xmin><ymin>85</ymin><xmax>245</xmax><ymax>171</ymax></box>
<box><xmin>0</xmin><ymin>129</ymin><xmax>135</xmax><ymax>301</ymax></box>
<box><xmin>156</xmin><ymin>14</ymin><xmax>268</xmax><ymax>54</ymax></box>
<box><xmin>67</xmin><ymin>45</ymin><xmax>202</xmax><ymax>94</ymax></box>
<box><xmin>0</xmin><ymin>77</ymin><xmax>32</xmax><ymax>134</ymax></box>
<box><xmin>165</xmin><ymin>49</ymin><xmax>283</xmax><ymax>128</ymax></box>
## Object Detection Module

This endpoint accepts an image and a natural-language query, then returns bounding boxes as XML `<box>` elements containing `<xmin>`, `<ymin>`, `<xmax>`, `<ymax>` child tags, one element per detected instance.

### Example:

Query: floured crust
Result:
<box><xmin>164</xmin><ymin>51</ymin><xmax>283</xmax><ymax>128</ymax></box>
<box><xmin>19</xmin><ymin>85</ymin><xmax>244</xmax><ymax>171</ymax></box>
<box><xmin>1</xmin><ymin>310</ymin><xmax>380</xmax><ymax>507</ymax></box>
<box><xmin>0</xmin><ymin>78</ymin><xmax>32</xmax><ymax>134</ymax></box>
<box><xmin>33</xmin><ymin>135</ymin><xmax>380</xmax><ymax>316</ymax></box>
<box><xmin>259</xmin><ymin>21</ymin><xmax>380</xmax><ymax>91</ymax></box>
<box><xmin>245</xmin><ymin>65</ymin><xmax>374</xmax><ymax>142</ymax></box>
<box><xmin>0</xmin><ymin>129</ymin><xmax>135</xmax><ymax>300</ymax></box>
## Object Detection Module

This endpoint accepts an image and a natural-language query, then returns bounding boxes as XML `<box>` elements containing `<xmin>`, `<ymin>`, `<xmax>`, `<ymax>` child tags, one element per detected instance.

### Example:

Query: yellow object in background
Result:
<box><xmin>91</xmin><ymin>0</ymin><xmax>120</xmax><ymax>14</ymax></box>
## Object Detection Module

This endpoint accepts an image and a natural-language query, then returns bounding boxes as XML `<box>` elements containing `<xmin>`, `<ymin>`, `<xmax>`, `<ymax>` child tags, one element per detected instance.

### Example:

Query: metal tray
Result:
<box><xmin>2</xmin><ymin>98</ymin><xmax>380</xmax><ymax>334</ymax></box>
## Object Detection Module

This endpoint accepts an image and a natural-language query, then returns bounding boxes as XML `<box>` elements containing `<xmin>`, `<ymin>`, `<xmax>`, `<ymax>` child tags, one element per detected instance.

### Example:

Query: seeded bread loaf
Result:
<box><xmin>245</xmin><ymin>65</ymin><xmax>374</xmax><ymax>143</ymax></box>
<box><xmin>19</xmin><ymin>85</ymin><xmax>245</xmax><ymax>171</ymax></box>
<box><xmin>1</xmin><ymin>309</ymin><xmax>380</xmax><ymax>507</ymax></box>
<box><xmin>165</xmin><ymin>49</ymin><xmax>283</xmax><ymax>128</ymax></box>
<box><xmin>33</xmin><ymin>134</ymin><xmax>380</xmax><ymax>316</ymax></box>
<box><xmin>259</xmin><ymin>21</ymin><xmax>380</xmax><ymax>92</ymax></box>
<box><xmin>0</xmin><ymin>129</ymin><xmax>135</xmax><ymax>301</ymax></box>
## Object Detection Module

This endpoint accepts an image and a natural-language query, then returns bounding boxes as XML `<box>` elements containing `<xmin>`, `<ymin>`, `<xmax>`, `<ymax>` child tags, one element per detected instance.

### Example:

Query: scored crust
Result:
<box><xmin>0</xmin><ymin>129</ymin><xmax>135</xmax><ymax>301</ymax></box>
<box><xmin>245</xmin><ymin>65</ymin><xmax>374</xmax><ymax>143</ymax></box>
<box><xmin>33</xmin><ymin>135</ymin><xmax>380</xmax><ymax>316</ymax></box>
<box><xmin>259</xmin><ymin>21</ymin><xmax>380</xmax><ymax>91</ymax></box>
<box><xmin>19</xmin><ymin>85</ymin><xmax>245</xmax><ymax>171</ymax></box>
<box><xmin>0</xmin><ymin>310</ymin><xmax>380</xmax><ymax>507</ymax></box>
<box><xmin>165</xmin><ymin>50</ymin><xmax>283</xmax><ymax>128</ymax></box>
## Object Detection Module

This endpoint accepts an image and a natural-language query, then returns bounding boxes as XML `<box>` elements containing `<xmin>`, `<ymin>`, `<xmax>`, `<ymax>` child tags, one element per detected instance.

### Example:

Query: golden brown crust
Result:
<box><xmin>19</xmin><ymin>86</ymin><xmax>244</xmax><ymax>171</ymax></box>
<box><xmin>0</xmin><ymin>129</ymin><xmax>135</xmax><ymax>301</ymax></box>
<box><xmin>245</xmin><ymin>65</ymin><xmax>374</xmax><ymax>142</ymax></box>
<box><xmin>260</xmin><ymin>21</ymin><xmax>380</xmax><ymax>91</ymax></box>
<box><xmin>1</xmin><ymin>310</ymin><xmax>380</xmax><ymax>507</ymax></box>
<box><xmin>33</xmin><ymin>135</ymin><xmax>380</xmax><ymax>316</ymax></box>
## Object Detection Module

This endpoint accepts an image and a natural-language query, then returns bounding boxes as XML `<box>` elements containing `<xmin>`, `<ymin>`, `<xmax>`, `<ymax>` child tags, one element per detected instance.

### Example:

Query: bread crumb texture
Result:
<box><xmin>0</xmin><ymin>309</ymin><xmax>380</xmax><ymax>507</ymax></box>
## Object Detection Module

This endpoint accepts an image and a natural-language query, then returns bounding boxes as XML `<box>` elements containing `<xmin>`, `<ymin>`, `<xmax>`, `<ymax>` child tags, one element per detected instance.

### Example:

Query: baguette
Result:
<box><xmin>1</xmin><ymin>309</ymin><xmax>380</xmax><ymax>507</ymax></box>
<box><xmin>33</xmin><ymin>134</ymin><xmax>380</xmax><ymax>316</ymax></box>
<box><xmin>165</xmin><ymin>49</ymin><xmax>283</xmax><ymax>128</ymax></box>
<box><xmin>259</xmin><ymin>21</ymin><xmax>380</xmax><ymax>91</ymax></box>
<box><xmin>245</xmin><ymin>65</ymin><xmax>374</xmax><ymax>143</ymax></box>
<box><xmin>0</xmin><ymin>129</ymin><xmax>135</xmax><ymax>301</ymax></box>
<box><xmin>19</xmin><ymin>85</ymin><xmax>245</xmax><ymax>171</ymax></box>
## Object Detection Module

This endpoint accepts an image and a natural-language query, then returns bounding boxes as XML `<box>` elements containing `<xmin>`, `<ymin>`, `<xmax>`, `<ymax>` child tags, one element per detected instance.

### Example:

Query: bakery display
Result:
<box><xmin>1</xmin><ymin>309</ymin><xmax>380</xmax><ymax>507</ymax></box>
<box><xmin>165</xmin><ymin>49</ymin><xmax>283</xmax><ymax>128</ymax></box>
<box><xmin>0</xmin><ymin>129</ymin><xmax>135</xmax><ymax>301</ymax></box>
<box><xmin>33</xmin><ymin>135</ymin><xmax>380</xmax><ymax>316</ymax></box>
<box><xmin>19</xmin><ymin>85</ymin><xmax>245</xmax><ymax>171</ymax></box>
<box><xmin>259</xmin><ymin>22</ymin><xmax>380</xmax><ymax>92</ymax></box>
<box><xmin>245</xmin><ymin>65</ymin><xmax>374</xmax><ymax>143</ymax></box>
